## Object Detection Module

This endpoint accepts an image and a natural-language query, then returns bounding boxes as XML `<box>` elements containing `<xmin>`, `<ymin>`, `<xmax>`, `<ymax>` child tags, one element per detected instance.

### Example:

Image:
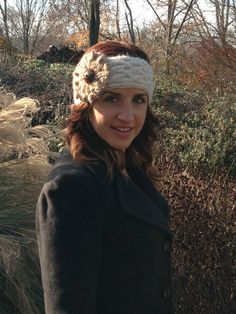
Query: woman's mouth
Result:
<box><xmin>111</xmin><ymin>127</ymin><xmax>134</xmax><ymax>137</ymax></box>
<box><xmin>112</xmin><ymin>127</ymin><xmax>133</xmax><ymax>132</ymax></box>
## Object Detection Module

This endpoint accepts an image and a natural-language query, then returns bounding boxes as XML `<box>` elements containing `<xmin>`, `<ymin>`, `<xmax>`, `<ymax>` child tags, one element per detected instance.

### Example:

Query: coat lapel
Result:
<box><xmin>85</xmin><ymin>161</ymin><xmax>172</xmax><ymax>238</ymax></box>
<box><xmin>114</xmin><ymin>167</ymin><xmax>172</xmax><ymax>237</ymax></box>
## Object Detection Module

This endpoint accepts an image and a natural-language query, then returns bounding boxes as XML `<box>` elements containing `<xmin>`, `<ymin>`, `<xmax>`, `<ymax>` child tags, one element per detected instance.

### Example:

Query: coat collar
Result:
<box><xmin>115</xmin><ymin>167</ymin><xmax>172</xmax><ymax>237</ymax></box>
<box><xmin>86</xmin><ymin>162</ymin><xmax>172</xmax><ymax>238</ymax></box>
<box><xmin>52</xmin><ymin>150</ymin><xmax>172</xmax><ymax>238</ymax></box>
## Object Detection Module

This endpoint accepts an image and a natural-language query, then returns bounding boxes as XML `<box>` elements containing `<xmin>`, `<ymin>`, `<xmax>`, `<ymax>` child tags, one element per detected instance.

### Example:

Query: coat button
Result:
<box><xmin>163</xmin><ymin>240</ymin><xmax>170</xmax><ymax>252</ymax></box>
<box><xmin>163</xmin><ymin>286</ymin><xmax>172</xmax><ymax>298</ymax></box>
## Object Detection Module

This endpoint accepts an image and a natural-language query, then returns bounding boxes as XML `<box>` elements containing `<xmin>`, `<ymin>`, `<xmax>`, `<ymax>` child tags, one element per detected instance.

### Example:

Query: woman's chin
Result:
<box><xmin>109</xmin><ymin>144</ymin><xmax>130</xmax><ymax>152</ymax></box>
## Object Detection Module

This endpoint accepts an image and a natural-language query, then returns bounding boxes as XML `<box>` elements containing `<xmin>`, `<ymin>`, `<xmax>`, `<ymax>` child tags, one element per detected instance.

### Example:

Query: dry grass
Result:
<box><xmin>0</xmin><ymin>92</ymin><xmax>53</xmax><ymax>314</ymax></box>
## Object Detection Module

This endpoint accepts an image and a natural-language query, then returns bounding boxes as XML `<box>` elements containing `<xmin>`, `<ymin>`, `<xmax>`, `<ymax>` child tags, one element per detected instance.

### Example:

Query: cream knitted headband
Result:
<box><xmin>73</xmin><ymin>50</ymin><xmax>154</xmax><ymax>104</ymax></box>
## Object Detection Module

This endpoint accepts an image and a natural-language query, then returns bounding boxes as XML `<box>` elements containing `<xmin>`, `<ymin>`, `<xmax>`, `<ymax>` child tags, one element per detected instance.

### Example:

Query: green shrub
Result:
<box><xmin>22</xmin><ymin>59</ymin><xmax>46</xmax><ymax>71</ymax></box>
<box><xmin>47</xmin><ymin>63</ymin><xmax>73</xmax><ymax>77</ymax></box>
<box><xmin>154</xmin><ymin>88</ymin><xmax>236</xmax><ymax>177</ymax></box>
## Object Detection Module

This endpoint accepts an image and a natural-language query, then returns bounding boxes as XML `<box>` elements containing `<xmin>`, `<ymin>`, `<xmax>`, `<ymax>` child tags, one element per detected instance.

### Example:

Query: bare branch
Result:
<box><xmin>145</xmin><ymin>0</ymin><xmax>167</xmax><ymax>31</ymax></box>
<box><xmin>172</xmin><ymin>0</ymin><xmax>196</xmax><ymax>46</ymax></box>
<box><xmin>124</xmin><ymin>0</ymin><xmax>135</xmax><ymax>44</ymax></box>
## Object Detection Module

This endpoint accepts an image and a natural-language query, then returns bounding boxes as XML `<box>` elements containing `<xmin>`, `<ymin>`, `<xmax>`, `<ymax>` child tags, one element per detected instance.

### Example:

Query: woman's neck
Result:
<box><xmin>113</xmin><ymin>149</ymin><xmax>126</xmax><ymax>170</ymax></box>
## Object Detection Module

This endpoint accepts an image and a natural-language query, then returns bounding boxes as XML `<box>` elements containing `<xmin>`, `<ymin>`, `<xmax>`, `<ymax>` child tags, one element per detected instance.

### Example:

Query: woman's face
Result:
<box><xmin>90</xmin><ymin>88</ymin><xmax>148</xmax><ymax>151</ymax></box>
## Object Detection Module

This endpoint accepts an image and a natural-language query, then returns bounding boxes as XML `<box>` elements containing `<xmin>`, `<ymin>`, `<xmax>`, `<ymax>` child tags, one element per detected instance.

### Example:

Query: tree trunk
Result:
<box><xmin>89</xmin><ymin>0</ymin><xmax>100</xmax><ymax>47</ymax></box>
<box><xmin>115</xmin><ymin>0</ymin><xmax>121</xmax><ymax>40</ymax></box>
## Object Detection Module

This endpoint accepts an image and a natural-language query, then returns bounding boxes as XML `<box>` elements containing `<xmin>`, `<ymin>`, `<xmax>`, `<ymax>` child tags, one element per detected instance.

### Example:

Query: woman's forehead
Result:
<box><xmin>103</xmin><ymin>88</ymin><xmax>148</xmax><ymax>96</ymax></box>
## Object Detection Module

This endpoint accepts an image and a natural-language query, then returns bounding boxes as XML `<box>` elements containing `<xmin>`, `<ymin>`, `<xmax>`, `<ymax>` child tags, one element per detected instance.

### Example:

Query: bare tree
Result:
<box><xmin>145</xmin><ymin>0</ymin><xmax>196</xmax><ymax>74</ymax></box>
<box><xmin>190</xmin><ymin>0</ymin><xmax>236</xmax><ymax>69</ymax></box>
<box><xmin>0</xmin><ymin>0</ymin><xmax>12</xmax><ymax>49</ymax></box>
<box><xmin>50</xmin><ymin>0</ymin><xmax>90</xmax><ymax>31</ymax></box>
<box><xmin>51</xmin><ymin>0</ymin><xmax>114</xmax><ymax>47</ymax></box>
<box><xmin>0</xmin><ymin>0</ymin><xmax>67</xmax><ymax>54</ymax></box>
<box><xmin>6</xmin><ymin>0</ymin><xmax>49</xmax><ymax>54</ymax></box>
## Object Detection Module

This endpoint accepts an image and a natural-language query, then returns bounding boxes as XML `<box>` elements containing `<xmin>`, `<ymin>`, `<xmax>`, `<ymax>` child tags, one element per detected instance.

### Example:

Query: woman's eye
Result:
<box><xmin>104</xmin><ymin>95</ymin><xmax>118</xmax><ymax>103</ymax></box>
<box><xmin>134</xmin><ymin>96</ymin><xmax>146</xmax><ymax>104</ymax></box>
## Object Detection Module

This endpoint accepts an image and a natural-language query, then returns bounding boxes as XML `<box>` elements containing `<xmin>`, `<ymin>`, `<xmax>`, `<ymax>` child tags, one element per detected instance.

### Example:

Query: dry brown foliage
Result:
<box><xmin>156</xmin><ymin>153</ymin><xmax>236</xmax><ymax>314</ymax></box>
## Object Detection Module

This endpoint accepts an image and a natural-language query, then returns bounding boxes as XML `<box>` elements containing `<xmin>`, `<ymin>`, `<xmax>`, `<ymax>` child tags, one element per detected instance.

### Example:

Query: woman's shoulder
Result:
<box><xmin>48</xmin><ymin>149</ymin><xmax>88</xmax><ymax>180</ymax></box>
<box><xmin>36</xmin><ymin>151</ymin><xmax>106</xmax><ymax>239</ymax></box>
<box><xmin>43</xmin><ymin>149</ymin><xmax>108</xmax><ymax>195</ymax></box>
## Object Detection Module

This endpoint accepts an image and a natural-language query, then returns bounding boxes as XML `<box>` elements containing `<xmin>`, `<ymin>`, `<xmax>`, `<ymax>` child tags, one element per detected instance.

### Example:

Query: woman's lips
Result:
<box><xmin>112</xmin><ymin>127</ymin><xmax>132</xmax><ymax>132</ymax></box>
<box><xmin>111</xmin><ymin>126</ymin><xmax>134</xmax><ymax>136</ymax></box>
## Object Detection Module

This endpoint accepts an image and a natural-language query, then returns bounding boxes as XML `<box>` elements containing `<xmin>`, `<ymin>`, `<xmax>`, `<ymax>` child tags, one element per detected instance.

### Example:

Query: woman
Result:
<box><xmin>36</xmin><ymin>40</ymin><xmax>173</xmax><ymax>314</ymax></box>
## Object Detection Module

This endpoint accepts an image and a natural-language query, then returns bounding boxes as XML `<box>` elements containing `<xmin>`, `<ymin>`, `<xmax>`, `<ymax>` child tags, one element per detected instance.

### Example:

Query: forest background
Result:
<box><xmin>0</xmin><ymin>0</ymin><xmax>235</xmax><ymax>313</ymax></box>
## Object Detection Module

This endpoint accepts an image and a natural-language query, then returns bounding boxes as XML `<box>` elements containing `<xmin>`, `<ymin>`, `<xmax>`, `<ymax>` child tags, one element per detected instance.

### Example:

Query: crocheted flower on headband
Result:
<box><xmin>73</xmin><ymin>51</ymin><xmax>109</xmax><ymax>104</ymax></box>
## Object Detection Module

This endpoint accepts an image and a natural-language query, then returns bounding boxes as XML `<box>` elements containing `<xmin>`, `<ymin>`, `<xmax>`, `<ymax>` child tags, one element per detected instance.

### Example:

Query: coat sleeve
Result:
<box><xmin>36</xmin><ymin>171</ymin><xmax>104</xmax><ymax>314</ymax></box>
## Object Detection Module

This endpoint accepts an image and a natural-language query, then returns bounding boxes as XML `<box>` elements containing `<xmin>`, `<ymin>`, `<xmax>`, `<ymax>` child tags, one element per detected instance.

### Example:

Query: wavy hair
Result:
<box><xmin>65</xmin><ymin>41</ymin><xmax>158</xmax><ymax>181</ymax></box>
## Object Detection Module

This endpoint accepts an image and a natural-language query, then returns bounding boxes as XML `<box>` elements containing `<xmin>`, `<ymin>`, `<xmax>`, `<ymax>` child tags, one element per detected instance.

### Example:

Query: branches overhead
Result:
<box><xmin>190</xmin><ymin>0</ymin><xmax>236</xmax><ymax>69</ymax></box>
<box><xmin>0</xmin><ymin>0</ymin><xmax>61</xmax><ymax>54</ymax></box>
<box><xmin>144</xmin><ymin>0</ymin><xmax>197</xmax><ymax>73</ymax></box>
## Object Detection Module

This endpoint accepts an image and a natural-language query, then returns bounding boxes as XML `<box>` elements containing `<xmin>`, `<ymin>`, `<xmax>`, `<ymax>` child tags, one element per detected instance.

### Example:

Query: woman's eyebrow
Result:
<box><xmin>134</xmin><ymin>93</ymin><xmax>148</xmax><ymax>98</ymax></box>
<box><xmin>102</xmin><ymin>91</ymin><xmax>120</xmax><ymax>96</ymax></box>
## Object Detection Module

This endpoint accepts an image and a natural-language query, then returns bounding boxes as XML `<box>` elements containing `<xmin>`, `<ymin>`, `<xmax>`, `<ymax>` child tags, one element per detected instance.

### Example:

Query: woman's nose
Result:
<box><xmin>117</xmin><ymin>104</ymin><xmax>134</xmax><ymax>121</ymax></box>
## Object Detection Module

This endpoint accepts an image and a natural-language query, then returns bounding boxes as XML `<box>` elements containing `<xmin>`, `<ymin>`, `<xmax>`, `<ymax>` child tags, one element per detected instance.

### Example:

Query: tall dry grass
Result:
<box><xmin>0</xmin><ymin>90</ymin><xmax>52</xmax><ymax>313</ymax></box>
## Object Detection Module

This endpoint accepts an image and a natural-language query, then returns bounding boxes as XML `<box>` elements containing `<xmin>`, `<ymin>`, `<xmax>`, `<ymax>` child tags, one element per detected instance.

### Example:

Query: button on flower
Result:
<box><xmin>83</xmin><ymin>69</ymin><xmax>96</xmax><ymax>83</ymax></box>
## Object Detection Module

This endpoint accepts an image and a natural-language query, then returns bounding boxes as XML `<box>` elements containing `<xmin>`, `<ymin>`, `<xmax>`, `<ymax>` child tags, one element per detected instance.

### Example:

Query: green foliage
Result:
<box><xmin>22</xmin><ymin>59</ymin><xmax>46</xmax><ymax>71</ymax></box>
<box><xmin>20</xmin><ymin>59</ymin><xmax>74</xmax><ymax>77</ymax></box>
<box><xmin>153</xmin><ymin>82</ymin><xmax>236</xmax><ymax>177</ymax></box>
<box><xmin>47</xmin><ymin>63</ymin><xmax>74</xmax><ymax>76</ymax></box>
<box><xmin>46</xmin><ymin>134</ymin><xmax>64</xmax><ymax>152</ymax></box>
<box><xmin>154</xmin><ymin>76</ymin><xmax>204</xmax><ymax>110</ymax></box>
<box><xmin>20</xmin><ymin>60</ymin><xmax>73</xmax><ymax>83</ymax></box>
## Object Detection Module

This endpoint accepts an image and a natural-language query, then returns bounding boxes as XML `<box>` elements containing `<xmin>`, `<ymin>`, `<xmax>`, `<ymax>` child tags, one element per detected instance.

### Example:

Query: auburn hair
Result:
<box><xmin>65</xmin><ymin>40</ymin><xmax>158</xmax><ymax>181</ymax></box>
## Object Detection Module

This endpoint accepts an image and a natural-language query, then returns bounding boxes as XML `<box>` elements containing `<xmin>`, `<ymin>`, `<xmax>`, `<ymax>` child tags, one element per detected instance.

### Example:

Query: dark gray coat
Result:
<box><xmin>36</xmin><ymin>152</ymin><xmax>173</xmax><ymax>314</ymax></box>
